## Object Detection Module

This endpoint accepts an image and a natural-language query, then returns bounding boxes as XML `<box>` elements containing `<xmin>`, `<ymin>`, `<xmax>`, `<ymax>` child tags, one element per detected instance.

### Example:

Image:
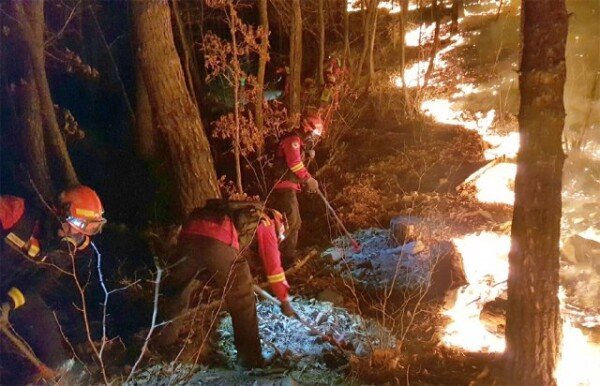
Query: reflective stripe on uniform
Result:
<box><xmin>267</xmin><ymin>272</ymin><xmax>286</xmax><ymax>283</ymax></box>
<box><xmin>27</xmin><ymin>239</ymin><xmax>40</xmax><ymax>257</ymax></box>
<box><xmin>290</xmin><ymin>162</ymin><xmax>305</xmax><ymax>173</ymax></box>
<box><xmin>6</xmin><ymin>232</ymin><xmax>26</xmax><ymax>249</ymax></box>
<box><xmin>8</xmin><ymin>287</ymin><xmax>26</xmax><ymax>309</ymax></box>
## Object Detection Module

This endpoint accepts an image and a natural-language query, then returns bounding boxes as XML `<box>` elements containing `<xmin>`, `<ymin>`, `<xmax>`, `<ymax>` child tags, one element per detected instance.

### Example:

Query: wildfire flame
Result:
<box><xmin>444</xmin><ymin>232</ymin><xmax>510</xmax><ymax>352</ymax></box>
<box><xmin>474</xmin><ymin>163</ymin><xmax>516</xmax><ymax>205</ymax></box>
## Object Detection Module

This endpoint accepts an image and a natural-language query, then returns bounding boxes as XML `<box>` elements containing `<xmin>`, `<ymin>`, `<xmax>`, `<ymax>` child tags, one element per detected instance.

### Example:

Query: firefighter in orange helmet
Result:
<box><xmin>269</xmin><ymin>110</ymin><xmax>323</xmax><ymax>269</ymax></box>
<box><xmin>0</xmin><ymin>185</ymin><xmax>105</xmax><ymax>384</ymax></box>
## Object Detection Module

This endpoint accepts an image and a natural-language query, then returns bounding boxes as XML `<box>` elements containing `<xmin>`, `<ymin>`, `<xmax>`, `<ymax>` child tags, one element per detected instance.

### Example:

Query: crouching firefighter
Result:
<box><xmin>0</xmin><ymin>186</ymin><xmax>106</xmax><ymax>384</ymax></box>
<box><xmin>157</xmin><ymin>199</ymin><xmax>294</xmax><ymax>369</ymax></box>
<box><xmin>270</xmin><ymin>110</ymin><xmax>323</xmax><ymax>268</ymax></box>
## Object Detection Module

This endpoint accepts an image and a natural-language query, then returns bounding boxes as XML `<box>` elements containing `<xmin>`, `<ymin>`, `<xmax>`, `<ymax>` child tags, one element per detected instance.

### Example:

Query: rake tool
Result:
<box><xmin>316</xmin><ymin>189</ymin><xmax>361</xmax><ymax>252</ymax></box>
<box><xmin>252</xmin><ymin>285</ymin><xmax>349</xmax><ymax>353</ymax></box>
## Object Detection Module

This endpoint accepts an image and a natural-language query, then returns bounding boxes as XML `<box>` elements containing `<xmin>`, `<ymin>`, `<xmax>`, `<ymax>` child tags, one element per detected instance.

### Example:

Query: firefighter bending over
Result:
<box><xmin>157</xmin><ymin>199</ymin><xmax>294</xmax><ymax>369</ymax></box>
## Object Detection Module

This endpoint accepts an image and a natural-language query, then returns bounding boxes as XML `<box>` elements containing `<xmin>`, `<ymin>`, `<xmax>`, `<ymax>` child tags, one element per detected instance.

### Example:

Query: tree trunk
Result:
<box><xmin>171</xmin><ymin>0</ymin><xmax>199</xmax><ymax>107</ymax></box>
<box><xmin>504</xmin><ymin>0</ymin><xmax>568</xmax><ymax>385</ymax></box>
<box><xmin>289</xmin><ymin>0</ymin><xmax>303</xmax><ymax>122</ymax></box>
<box><xmin>367</xmin><ymin>2</ymin><xmax>378</xmax><ymax>85</ymax></box>
<box><xmin>424</xmin><ymin>0</ymin><xmax>440</xmax><ymax>87</ymax></box>
<box><xmin>228</xmin><ymin>2</ymin><xmax>243</xmax><ymax>193</ymax></box>
<box><xmin>356</xmin><ymin>0</ymin><xmax>377</xmax><ymax>81</ymax></box>
<box><xmin>451</xmin><ymin>0</ymin><xmax>463</xmax><ymax>32</ymax></box>
<box><xmin>134</xmin><ymin>67</ymin><xmax>155</xmax><ymax>161</ymax></box>
<box><xmin>11</xmin><ymin>0</ymin><xmax>79</xmax><ymax>189</ymax></box>
<box><xmin>16</xmin><ymin>73</ymin><xmax>53</xmax><ymax>201</ymax></box>
<box><xmin>400</xmin><ymin>0</ymin><xmax>409</xmax><ymax>100</ymax></box>
<box><xmin>342</xmin><ymin>0</ymin><xmax>350</xmax><ymax>70</ymax></box>
<box><xmin>256</xmin><ymin>0</ymin><xmax>269</xmax><ymax>136</ymax></box>
<box><xmin>132</xmin><ymin>0</ymin><xmax>220</xmax><ymax>217</ymax></box>
<box><xmin>317</xmin><ymin>0</ymin><xmax>325</xmax><ymax>85</ymax></box>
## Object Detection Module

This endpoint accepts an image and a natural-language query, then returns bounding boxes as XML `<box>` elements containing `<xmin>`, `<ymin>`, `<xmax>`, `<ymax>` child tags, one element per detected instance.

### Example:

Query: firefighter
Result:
<box><xmin>157</xmin><ymin>200</ymin><xmax>294</xmax><ymax>369</ymax></box>
<box><xmin>269</xmin><ymin>110</ymin><xmax>323</xmax><ymax>269</ymax></box>
<box><xmin>319</xmin><ymin>56</ymin><xmax>346</xmax><ymax>132</ymax></box>
<box><xmin>0</xmin><ymin>186</ymin><xmax>106</xmax><ymax>383</ymax></box>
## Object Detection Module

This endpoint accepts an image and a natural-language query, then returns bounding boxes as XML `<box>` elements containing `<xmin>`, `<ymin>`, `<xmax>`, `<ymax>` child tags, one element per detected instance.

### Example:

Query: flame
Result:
<box><xmin>474</xmin><ymin>163</ymin><xmax>516</xmax><ymax>205</ymax></box>
<box><xmin>443</xmin><ymin>232</ymin><xmax>510</xmax><ymax>352</ymax></box>
<box><xmin>405</xmin><ymin>23</ymin><xmax>437</xmax><ymax>47</ymax></box>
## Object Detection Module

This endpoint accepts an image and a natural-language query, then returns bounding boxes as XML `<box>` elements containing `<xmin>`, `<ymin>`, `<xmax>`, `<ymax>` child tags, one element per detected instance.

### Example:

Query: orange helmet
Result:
<box><xmin>58</xmin><ymin>186</ymin><xmax>106</xmax><ymax>236</ymax></box>
<box><xmin>302</xmin><ymin>112</ymin><xmax>324</xmax><ymax>137</ymax></box>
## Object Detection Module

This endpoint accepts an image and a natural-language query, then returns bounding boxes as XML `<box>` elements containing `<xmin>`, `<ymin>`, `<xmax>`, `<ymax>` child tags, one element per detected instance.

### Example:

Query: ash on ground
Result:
<box><xmin>322</xmin><ymin>228</ymin><xmax>432</xmax><ymax>290</ymax></box>
<box><xmin>217</xmin><ymin>298</ymin><xmax>395</xmax><ymax>372</ymax></box>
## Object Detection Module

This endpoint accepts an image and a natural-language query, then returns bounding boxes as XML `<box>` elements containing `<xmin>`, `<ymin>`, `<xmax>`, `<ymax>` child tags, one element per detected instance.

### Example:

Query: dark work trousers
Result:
<box><xmin>158</xmin><ymin>236</ymin><xmax>262</xmax><ymax>367</ymax></box>
<box><xmin>1</xmin><ymin>293</ymin><xmax>70</xmax><ymax>384</ymax></box>
<box><xmin>269</xmin><ymin>189</ymin><xmax>301</xmax><ymax>269</ymax></box>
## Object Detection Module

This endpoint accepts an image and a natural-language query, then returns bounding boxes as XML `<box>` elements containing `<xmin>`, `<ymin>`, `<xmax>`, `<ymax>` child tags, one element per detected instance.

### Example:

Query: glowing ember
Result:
<box><xmin>474</xmin><ymin>163</ymin><xmax>516</xmax><ymax>205</ymax></box>
<box><xmin>443</xmin><ymin>232</ymin><xmax>510</xmax><ymax>352</ymax></box>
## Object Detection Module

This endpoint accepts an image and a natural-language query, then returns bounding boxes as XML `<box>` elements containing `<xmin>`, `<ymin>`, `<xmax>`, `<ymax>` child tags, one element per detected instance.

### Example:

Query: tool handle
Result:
<box><xmin>253</xmin><ymin>285</ymin><xmax>281</xmax><ymax>306</ymax></box>
<box><xmin>316</xmin><ymin>189</ymin><xmax>361</xmax><ymax>252</ymax></box>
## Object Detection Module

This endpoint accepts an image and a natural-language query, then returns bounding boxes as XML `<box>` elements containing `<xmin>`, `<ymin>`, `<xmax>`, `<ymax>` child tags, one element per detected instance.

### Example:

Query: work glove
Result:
<box><xmin>304</xmin><ymin>177</ymin><xmax>319</xmax><ymax>194</ymax></box>
<box><xmin>280</xmin><ymin>300</ymin><xmax>297</xmax><ymax>318</ymax></box>
<box><xmin>305</xmin><ymin>149</ymin><xmax>315</xmax><ymax>160</ymax></box>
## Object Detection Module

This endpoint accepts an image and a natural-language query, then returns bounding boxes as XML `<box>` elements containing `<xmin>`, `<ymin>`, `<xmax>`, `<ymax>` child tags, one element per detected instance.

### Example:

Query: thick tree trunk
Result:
<box><xmin>504</xmin><ymin>0</ymin><xmax>568</xmax><ymax>385</ymax></box>
<box><xmin>256</xmin><ymin>0</ymin><xmax>269</xmax><ymax>135</ymax></box>
<box><xmin>317</xmin><ymin>0</ymin><xmax>325</xmax><ymax>85</ymax></box>
<box><xmin>132</xmin><ymin>0</ymin><xmax>220</xmax><ymax>217</ymax></box>
<box><xmin>11</xmin><ymin>0</ymin><xmax>79</xmax><ymax>189</ymax></box>
<box><xmin>288</xmin><ymin>0</ymin><xmax>303</xmax><ymax>122</ymax></box>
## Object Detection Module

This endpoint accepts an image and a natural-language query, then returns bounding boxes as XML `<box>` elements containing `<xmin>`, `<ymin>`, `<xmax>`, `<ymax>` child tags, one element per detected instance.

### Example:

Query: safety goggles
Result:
<box><xmin>66</xmin><ymin>216</ymin><xmax>107</xmax><ymax>236</ymax></box>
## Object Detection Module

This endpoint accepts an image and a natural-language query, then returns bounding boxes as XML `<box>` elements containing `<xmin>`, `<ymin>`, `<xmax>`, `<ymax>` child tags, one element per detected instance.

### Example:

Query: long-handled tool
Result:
<box><xmin>316</xmin><ymin>189</ymin><xmax>361</xmax><ymax>252</ymax></box>
<box><xmin>252</xmin><ymin>285</ymin><xmax>348</xmax><ymax>353</ymax></box>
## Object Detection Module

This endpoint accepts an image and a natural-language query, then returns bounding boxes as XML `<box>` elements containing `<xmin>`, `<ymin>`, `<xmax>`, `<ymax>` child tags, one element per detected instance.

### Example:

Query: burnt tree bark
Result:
<box><xmin>288</xmin><ymin>0</ymin><xmax>303</xmax><ymax>122</ymax></box>
<box><xmin>132</xmin><ymin>0</ymin><xmax>220</xmax><ymax>217</ymax></box>
<box><xmin>11</xmin><ymin>0</ymin><xmax>79</xmax><ymax>189</ymax></box>
<box><xmin>256</xmin><ymin>0</ymin><xmax>269</xmax><ymax>134</ymax></box>
<box><xmin>504</xmin><ymin>0</ymin><xmax>568</xmax><ymax>385</ymax></box>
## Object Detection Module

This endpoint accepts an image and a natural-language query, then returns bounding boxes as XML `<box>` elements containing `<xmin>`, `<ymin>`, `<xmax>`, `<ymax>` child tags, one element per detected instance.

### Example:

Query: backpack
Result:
<box><xmin>204</xmin><ymin>199</ymin><xmax>263</xmax><ymax>250</ymax></box>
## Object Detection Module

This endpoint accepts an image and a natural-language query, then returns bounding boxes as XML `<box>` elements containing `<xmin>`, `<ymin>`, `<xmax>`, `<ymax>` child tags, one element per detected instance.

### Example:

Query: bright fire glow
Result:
<box><xmin>474</xmin><ymin>163</ymin><xmax>516</xmax><ymax>205</ymax></box>
<box><xmin>405</xmin><ymin>23</ymin><xmax>437</xmax><ymax>47</ymax></box>
<box><xmin>347</xmin><ymin>0</ymin><xmax>418</xmax><ymax>13</ymax></box>
<box><xmin>444</xmin><ymin>232</ymin><xmax>510</xmax><ymax>352</ymax></box>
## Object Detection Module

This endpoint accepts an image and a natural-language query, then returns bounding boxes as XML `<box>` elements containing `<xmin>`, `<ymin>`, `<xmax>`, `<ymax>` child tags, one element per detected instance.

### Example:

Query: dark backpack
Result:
<box><xmin>204</xmin><ymin>199</ymin><xmax>263</xmax><ymax>250</ymax></box>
